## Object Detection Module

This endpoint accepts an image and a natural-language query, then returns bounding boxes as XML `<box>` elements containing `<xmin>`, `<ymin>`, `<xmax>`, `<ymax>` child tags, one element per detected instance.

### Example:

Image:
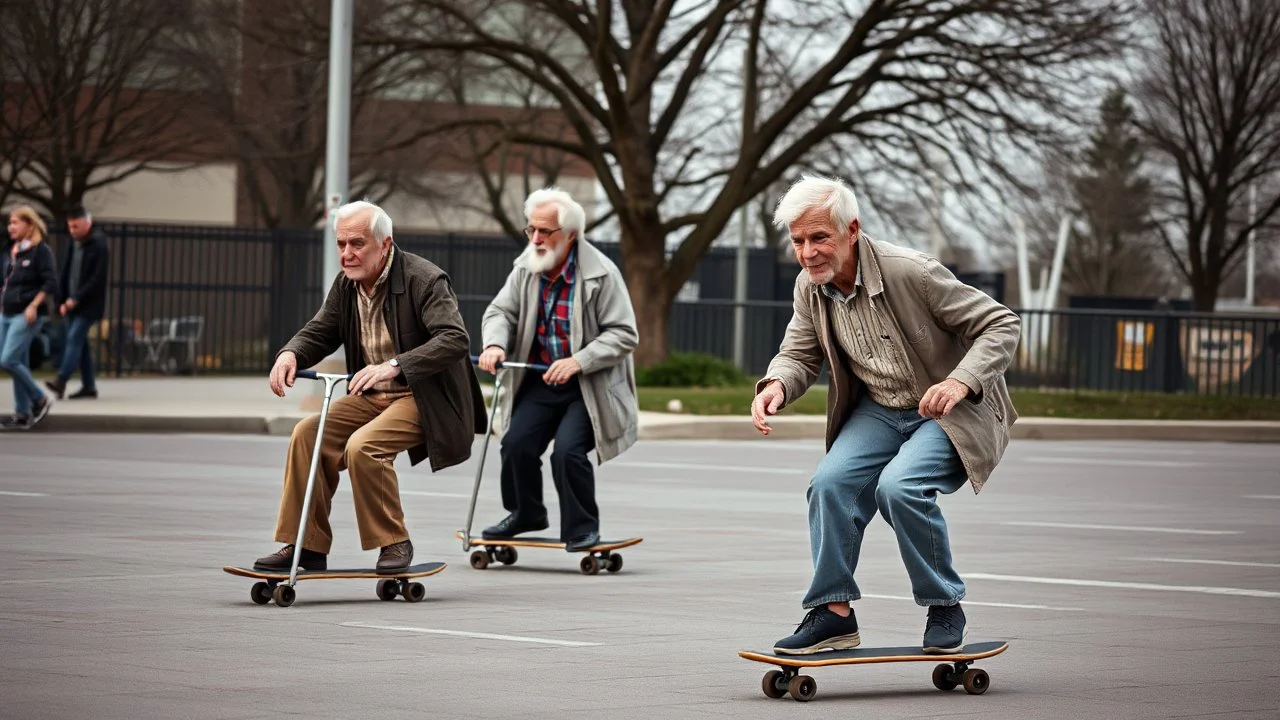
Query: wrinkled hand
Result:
<box><xmin>918</xmin><ymin>378</ymin><xmax>972</xmax><ymax>419</ymax></box>
<box><xmin>348</xmin><ymin>361</ymin><xmax>401</xmax><ymax>395</ymax></box>
<box><xmin>269</xmin><ymin>352</ymin><xmax>298</xmax><ymax>397</ymax></box>
<box><xmin>23</xmin><ymin>305</ymin><xmax>36</xmax><ymax>327</ymax></box>
<box><xmin>542</xmin><ymin>357</ymin><xmax>581</xmax><ymax>385</ymax></box>
<box><xmin>751</xmin><ymin>380</ymin><xmax>786</xmax><ymax>435</ymax></box>
<box><xmin>478</xmin><ymin>345</ymin><xmax>506</xmax><ymax>374</ymax></box>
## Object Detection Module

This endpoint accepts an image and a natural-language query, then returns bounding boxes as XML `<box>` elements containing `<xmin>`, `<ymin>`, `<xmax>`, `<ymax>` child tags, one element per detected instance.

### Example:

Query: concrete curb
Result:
<box><xmin>23</xmin><ymin>412</ymin><xmax>1280</xmax><ymax>442</ymax></box>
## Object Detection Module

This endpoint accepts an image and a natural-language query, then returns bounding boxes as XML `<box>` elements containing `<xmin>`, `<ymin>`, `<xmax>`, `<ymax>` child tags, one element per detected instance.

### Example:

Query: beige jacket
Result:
<box><xmin>759</xmin><ymin>236</ymin><xmax>1021</xmax><ymax>493</ymax></box>
<box><xmin>482</xmin><ymin>238</ymin><xmax>640</xmax><ymax>463</ymax></box>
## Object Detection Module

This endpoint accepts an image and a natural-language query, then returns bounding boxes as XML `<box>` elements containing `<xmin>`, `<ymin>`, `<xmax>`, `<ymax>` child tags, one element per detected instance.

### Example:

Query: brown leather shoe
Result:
<box><xmin>254</xmin><ymin>544</ymin><xmax>327</xmax><ymax>571</ymax></box>
<box><xmin>376</xmin><ymin>539</ymin><xmax>413</xmax><ymax>572</ymax></box>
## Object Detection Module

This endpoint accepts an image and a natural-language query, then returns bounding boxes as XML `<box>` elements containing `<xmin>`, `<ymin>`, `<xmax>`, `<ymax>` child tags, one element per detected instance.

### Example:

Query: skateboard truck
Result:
<box><xmin>459</xmin><ymin>356</ymin><xmax>548</xmax><ymax>551</ymax></box>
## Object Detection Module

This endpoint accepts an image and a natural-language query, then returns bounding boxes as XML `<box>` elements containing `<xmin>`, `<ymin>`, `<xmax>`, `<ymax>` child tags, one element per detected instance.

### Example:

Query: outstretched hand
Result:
<box><xmin>751</xmin><ymin>380</ymin><xmax>786</xmax><ymax>435</ymax></box>
<box><xmin>269</xmin><ymin>352</ymin><xmax>298</xmax><ymax>397</ymax></box>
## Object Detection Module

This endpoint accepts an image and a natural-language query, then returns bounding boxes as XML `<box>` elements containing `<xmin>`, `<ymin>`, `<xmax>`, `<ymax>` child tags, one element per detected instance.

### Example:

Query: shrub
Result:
<box><xmin>634</xmin><ymin>351</ymin><xmax>749</xmax><ymax>387</ymax></box>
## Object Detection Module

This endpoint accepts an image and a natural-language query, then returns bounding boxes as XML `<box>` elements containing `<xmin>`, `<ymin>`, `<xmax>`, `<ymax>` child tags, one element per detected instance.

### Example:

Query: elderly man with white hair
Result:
<box><xmin>477</xmin><ymin>187</ymin><xmax>639</xmax><ymax>552</ymax></box>
<box><xmin>254</xmin><ymin>199</ymin><xmax>486</xmax><ymax>573</ymax></box>
<box><xmin>753</xmin><ymin>175</ymin><xmax>1021</xmax><ymax>656</ymax></box>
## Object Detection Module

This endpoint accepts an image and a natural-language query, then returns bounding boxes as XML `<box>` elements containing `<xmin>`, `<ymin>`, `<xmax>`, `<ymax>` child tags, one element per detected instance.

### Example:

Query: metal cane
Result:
<box><xmin>286</xmin><ymin>369</ymin><xmax>353</xmax><ymax>587</ymax></box>
<box><xmin>460</xmin><ymin>356</ymin><xmax>549</xmax><ymax>550</ymax></box>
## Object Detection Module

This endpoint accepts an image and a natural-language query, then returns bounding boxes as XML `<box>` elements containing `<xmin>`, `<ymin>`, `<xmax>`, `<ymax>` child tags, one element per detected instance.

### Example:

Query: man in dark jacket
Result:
<box><xmin>253</xmin><ymin>200</ymin><xmax>486</xmax><ymax>572</ymax></box>
<box><xmin>46</xmin><ymin>204</ymin><xmax>110</xmax><ymax>400</ymax></box>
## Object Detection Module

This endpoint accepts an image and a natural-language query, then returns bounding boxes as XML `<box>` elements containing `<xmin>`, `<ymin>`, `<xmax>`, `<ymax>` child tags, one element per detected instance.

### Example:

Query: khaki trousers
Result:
<box><xmin>273</xmin><ymin>392</ymin><xmax>421</xmax><ymax>553</ymax></box>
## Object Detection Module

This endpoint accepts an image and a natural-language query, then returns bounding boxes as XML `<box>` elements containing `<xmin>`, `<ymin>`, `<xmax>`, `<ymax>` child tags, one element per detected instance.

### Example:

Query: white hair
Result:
<box><xmin>333</xmin><ymin>199</ymin><xmax>393</xmax><ymax>243</ymax></box>
<box><xmin>524</xmin><ymin>187</ymin><xmax>586</xmax><ymax>240</ymax></box>
<box><xmin>772</xmin><ymin>174</ymin><xmax>860</xmax><ymax>232</ymax></box>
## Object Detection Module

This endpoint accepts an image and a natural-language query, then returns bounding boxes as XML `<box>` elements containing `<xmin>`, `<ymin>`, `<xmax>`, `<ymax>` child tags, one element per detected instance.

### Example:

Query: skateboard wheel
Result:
<box><xmin>470</xmin><ymin>550</ymin><xmax>489</xmax><ymax>570</ymax></box>
<box><xmin>250</xmin><ymin>582</ymin><xmax>271</xmax><ymax>605</ymax></box>
<box><xmin>376</xmin><ymin>579</ymin><xmax>398</xmax><ymax>601</ymax></box>
<box><xmin>932</xmin><ymin>664</ymin><xmax>958</xmax><ymax>691</ymax></box>
<box><xmin>761</xmin><ymin>670</ymin><xmax>787</xmax><ymax>699</ymax></box>
<box><xmin>579</xmin><ymin>555</ymin><xmax>600</xmax><ymax>575</ymax></box>
<box><xmin>605</xmin><ymin>553</ymin><xmax>623</xmax><ymax>573</ymax></box>
<box><xmin>962</xmin><ymin>668</ymin><xmax>989</xmax><ymax>695</ymax></box>
<box><xmin>272</xmin><ymin>584</ymin><xmax>296</xmax><ymax>607</ymax></box>
<box><xmin>403</xmin><ymin>582</ymin><xmax>426</xmax><ymax>603</ymax></box>
<box><xmin>494</xmin><ymin>546</ymin><xmax>517</xmax><ymax>565</ymax></box>
<box><xmin>786</xmin><ymin>674</ymin><xmax>816</xmax><ymax>702</ymax></box>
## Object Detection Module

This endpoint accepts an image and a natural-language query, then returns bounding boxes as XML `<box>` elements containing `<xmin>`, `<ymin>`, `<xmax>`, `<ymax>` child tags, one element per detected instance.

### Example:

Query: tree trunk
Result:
<box><xmin>620</xmin><ymin>224</ymin><xmax>673</xmax><ymax>368</ymax></box>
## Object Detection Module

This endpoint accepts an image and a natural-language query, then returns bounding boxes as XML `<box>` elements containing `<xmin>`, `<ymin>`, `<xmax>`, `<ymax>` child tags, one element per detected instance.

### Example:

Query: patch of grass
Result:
<box><xmin>638</xmin><ymin>385</ymin><xmax>1280</xmax><ymax>420</ymax></box>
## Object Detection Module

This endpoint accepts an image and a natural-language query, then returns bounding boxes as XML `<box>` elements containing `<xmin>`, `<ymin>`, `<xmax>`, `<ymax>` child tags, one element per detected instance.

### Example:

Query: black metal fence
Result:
<box><xmin>27</xmin><ymin>222</ymin><xmax>1280</xmax><ymax>398</ymax></box>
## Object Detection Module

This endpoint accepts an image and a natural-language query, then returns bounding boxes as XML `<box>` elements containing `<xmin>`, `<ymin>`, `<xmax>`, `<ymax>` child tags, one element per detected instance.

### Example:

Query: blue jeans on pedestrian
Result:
<box><xmin>802</xmin><ymin>393</ymin><xmax>969</xmax><ymax>609</ymax></box>
<box><xmin>56</xmin><ymin>314</ymin><xmax>97</xmax><ymax>390</ymax></box>
<box><xmin>0</xmin><ymin>313</ymin><xmax>48</xmax><ymax>416</ymax></box>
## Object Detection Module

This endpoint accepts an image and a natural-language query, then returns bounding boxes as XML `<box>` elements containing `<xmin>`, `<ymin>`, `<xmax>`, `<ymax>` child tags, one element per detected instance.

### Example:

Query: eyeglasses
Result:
<box><xmin>524</xmin><ymin>225</ymin><xmax>562</xmax><ymax>239</ymax></box>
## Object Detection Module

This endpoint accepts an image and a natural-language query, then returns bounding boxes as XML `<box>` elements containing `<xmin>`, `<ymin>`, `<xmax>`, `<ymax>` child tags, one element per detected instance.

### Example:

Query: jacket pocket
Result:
<box><xmin>906</xmin><ymin>324</ymin><xmax>932</xmax><ymax>346</ymax></box>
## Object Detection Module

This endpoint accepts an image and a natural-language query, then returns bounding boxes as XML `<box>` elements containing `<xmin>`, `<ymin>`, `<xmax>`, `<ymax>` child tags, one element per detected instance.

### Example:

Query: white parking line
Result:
<box><xmin>1243</xmin><ymin>495</ymin><xmax>1280</xmax><ymax>500</ymax></box>
<box><xmin>786</xmin><ymin>591</ymin><xmax>1084</xmax><ymax>611</ymax></box>
<box><xmin>1129</xmin><ymin>557</ymin><xmax>1280</xmax><ymax>569</ymax></box>
<box><xmin>339</xmin><ymin>621</ymin><xmax>600</xmax><ymax>647</ymax></box>
<box><xmin>0</xmin><ymin>572</ymin><xmax>208</xmax><ymax>585</ymax></box>
<box><xmin>967</xmin><ymin>573</ymin><xmax>1280</xmax><ymax>599</ymax></box>
<box><xmin>1023</xmin><ymin>456</ymin><xmax>1201</xmax><ymax>468</ymax></box>
<box><xmin>1001</xmin><ymin>521</ymin><xmax>1239</xmax><ymax>536</ymax></box>
<box><xmin>0</xmin><ymin>490</ymin><xmax>48</xmax><ymax>497</ymax></box>
<box><xmin>613</xmin><ymin>461</ymin><xmax>807</xmax><ymax>475</ymax></box>
<box><xmin>335</xmin><ymin>487</ymin><xmax>468</xmax><ymax>499</ymax></box>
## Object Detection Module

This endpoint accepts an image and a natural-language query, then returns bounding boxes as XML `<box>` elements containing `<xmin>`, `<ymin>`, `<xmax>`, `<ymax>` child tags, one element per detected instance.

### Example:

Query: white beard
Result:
<box><xmin>527</xmin><ymin>242</ymin><xmax>564</xmax><ymax>274</ymax></box>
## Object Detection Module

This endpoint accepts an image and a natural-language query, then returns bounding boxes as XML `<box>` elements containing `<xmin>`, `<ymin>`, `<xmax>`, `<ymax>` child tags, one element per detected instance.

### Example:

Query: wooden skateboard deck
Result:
<box><xmin>222</xmin><ymin>561</ymin><xmax>446</xmax><ymax>607</ymax></box>
<box><xmin>740</xmin><ymin>640</ymin><xmax>1009</xmax><ymax>702</ymax></box>
<box><xmin>455</xmin><ymin>530</ymin><xmax>642</xmax><ymax>575</ymax></box>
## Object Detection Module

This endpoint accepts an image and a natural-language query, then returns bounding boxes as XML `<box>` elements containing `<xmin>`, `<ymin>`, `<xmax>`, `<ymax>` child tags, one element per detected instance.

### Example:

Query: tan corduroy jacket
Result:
<box><xmin>758</xmin><ymin>235</ymin><xmax>1021</xmax><ymax>493</ymax></box>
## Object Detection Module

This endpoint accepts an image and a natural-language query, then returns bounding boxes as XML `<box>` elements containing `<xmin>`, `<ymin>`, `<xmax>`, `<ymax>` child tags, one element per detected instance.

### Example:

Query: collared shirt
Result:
<box><xmin>356</xmin><ymin>246</ymin><xmax>409</xmax><ymax>395</ymax></box>
<box><xmin>821</xmin><ymin>257</ymin><xmax>919</xmax><ymax>409</ymax></box>
<box><xmin>529</xmin><ymin>244</ymin><xmax>577</xmax><ymax>366</ymax></box>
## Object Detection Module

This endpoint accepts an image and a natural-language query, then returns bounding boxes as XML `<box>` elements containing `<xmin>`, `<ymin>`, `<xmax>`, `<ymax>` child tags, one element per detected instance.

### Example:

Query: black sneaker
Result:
<box><xmin>773</xmin><ymin>606</ymin><xmax>862</xmax><ymax>655</ymax></box>
<box><xmin>0</xmin><ymin>414</ymin><xmax>30</xmax><ymax>430</ymax></box>
<box><xmin>28</xmin><ymin>396</ymin><xmax>52</xmax><ymax>427</ymax></box>
<box><xmin>564</xmin><ymin>531</ymin><xmax>600</xmax><ymax>553</ymax></box>
<box><xmin>482</xmin><ymin>514</ymin><xmax>549</xmax><ymax>539</ymax></box>
<box><xmin>253</xmin><ymin>544</ymin><xmax>327</xmax><ymax>571</ymax></box>
<box><xmin>923</xmin><ymin>603</ymin><xmax>967</xmax><ymax>654</ymax></box>
<box><xmin>68</xmin><ymin>387</ymin><xmax>98</xmax><ymax>400</ymax></box>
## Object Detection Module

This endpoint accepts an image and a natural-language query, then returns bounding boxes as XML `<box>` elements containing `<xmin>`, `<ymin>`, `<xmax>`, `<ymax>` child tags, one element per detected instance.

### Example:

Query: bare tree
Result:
<box><xmin>167</xmin><ymin>0</ymin><xmax>439</xmax><ymax>228</ymax></box>
<box><xmin>0</xmin><ymin>0</ymin><xmax>208</xmax><ymax>219</ymax></box>
<box><xmin>381</xmin><ymin>0</ymin><xmax>1129</xmax><ymax>365</ymax></box>
<box><xmin>1133</xmin><ymin>0</ymin><xmax>1280</xmax><ymax>311</ymax></box>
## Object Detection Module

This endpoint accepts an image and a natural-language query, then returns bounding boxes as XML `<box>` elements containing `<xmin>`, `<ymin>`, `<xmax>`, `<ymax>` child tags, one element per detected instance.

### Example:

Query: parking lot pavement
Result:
<box><xmin>2</xmin><ymin>433</ymin><xmax>1278</xmax><ymax>719</ymax></box>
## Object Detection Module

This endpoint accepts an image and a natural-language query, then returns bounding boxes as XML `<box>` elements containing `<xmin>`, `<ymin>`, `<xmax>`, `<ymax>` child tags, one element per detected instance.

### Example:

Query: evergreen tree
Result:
<box><xmin>1067</xmin><ymin>87</ymin><xmax>1163</xmax><ymax>296</ymax></box>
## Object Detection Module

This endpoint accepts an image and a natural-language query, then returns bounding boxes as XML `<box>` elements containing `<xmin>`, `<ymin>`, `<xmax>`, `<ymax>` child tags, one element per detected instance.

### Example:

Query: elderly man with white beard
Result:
<box><xmin>477</xmin><ymin>187</ymin><xmax>640</xmax><ymax>552</ymax></box>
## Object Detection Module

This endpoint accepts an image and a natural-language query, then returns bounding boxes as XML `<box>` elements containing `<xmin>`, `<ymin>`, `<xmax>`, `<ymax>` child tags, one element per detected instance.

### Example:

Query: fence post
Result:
<box><xmin>113</xmin><ymin>224</ymin><xmax>128</xmax><ymax>377</ymax></box>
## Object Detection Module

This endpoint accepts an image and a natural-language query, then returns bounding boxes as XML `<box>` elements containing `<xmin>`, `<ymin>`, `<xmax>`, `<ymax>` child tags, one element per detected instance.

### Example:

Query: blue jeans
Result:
<box><xmin>803</xmin><ymin>393</ymin><xmax>968</xmax><ymax>608</ymax></box>
<box><xmin>0</xmin><ymin>313</ymin><xmax>48</xmax><ymax>416</ymax></box>
<box><xmin>56</xmin><ymin>314</ymin><xmax>98</xmax><ymax>390</ymax></box>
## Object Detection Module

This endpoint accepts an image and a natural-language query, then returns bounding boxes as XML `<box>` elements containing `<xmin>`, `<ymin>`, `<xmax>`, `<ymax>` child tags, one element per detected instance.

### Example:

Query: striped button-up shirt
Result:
<box><xmin>821</xmin><ymin>263</ymin><xmax>919</xmax><ymax>409</ymax></box>
<box><xmin>356</xmin><ymin>247</ymin><xmax>410</xmax><ymax>396</ymax></box>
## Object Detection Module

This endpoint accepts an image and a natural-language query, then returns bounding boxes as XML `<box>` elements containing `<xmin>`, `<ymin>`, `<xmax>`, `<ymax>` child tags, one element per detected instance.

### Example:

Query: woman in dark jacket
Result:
<box><xmin>1</xmin><ymin>205</ymin><xmax>58</xmax><ymax>428</ymax></box>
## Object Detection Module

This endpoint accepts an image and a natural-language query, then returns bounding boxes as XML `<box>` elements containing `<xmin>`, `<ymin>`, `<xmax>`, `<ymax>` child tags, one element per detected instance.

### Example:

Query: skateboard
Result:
<box><xmin>739</xmin><ymin>640</ymin><xmax>1009</xmax><ymax>702</ymax></box>
<box><xmin>222</xmin><ymin>562</ymin><xmax>447</xmax><ymax>607</ymax></box>
<box><xmin>454</xmin><ymin>530</ymin><xmax>643</xmax><ymax>575</ymax></box>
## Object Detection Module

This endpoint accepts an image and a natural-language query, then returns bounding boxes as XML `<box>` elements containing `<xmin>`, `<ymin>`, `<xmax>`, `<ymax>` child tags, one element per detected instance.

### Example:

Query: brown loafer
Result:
<box><xmin>376</xmin><ymin>539</ymin><xmax>413</xmax><ymax>572</ymax></box>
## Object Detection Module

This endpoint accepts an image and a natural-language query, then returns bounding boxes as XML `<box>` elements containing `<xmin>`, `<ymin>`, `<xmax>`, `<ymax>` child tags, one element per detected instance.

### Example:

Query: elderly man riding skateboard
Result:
<box><xmin>752</xmin><ymin>175</ymin><xmax>1020</xmax><ymax>656</ymax></box>
<box><xmin>477</xmin><ymin>187</ymin><xmax>639</xmax><ymax>552</ymax></box>
<box><xmin>255</xmin><ymin>200</ymin><xmax>485</xmax><ymax>573</ymax></box>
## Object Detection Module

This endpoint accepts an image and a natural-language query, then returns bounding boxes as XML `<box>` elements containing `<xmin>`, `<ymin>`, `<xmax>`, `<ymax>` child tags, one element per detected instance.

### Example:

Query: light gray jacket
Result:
<box><xmin>759</xmin><ymin>236</ymin><xmax>1021</xmax><ymax>493</ymax></box>
<box><xmin>481</xmin><ymin>238</ymin><xmax>640</xmax><ymax>463</ymax></box>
